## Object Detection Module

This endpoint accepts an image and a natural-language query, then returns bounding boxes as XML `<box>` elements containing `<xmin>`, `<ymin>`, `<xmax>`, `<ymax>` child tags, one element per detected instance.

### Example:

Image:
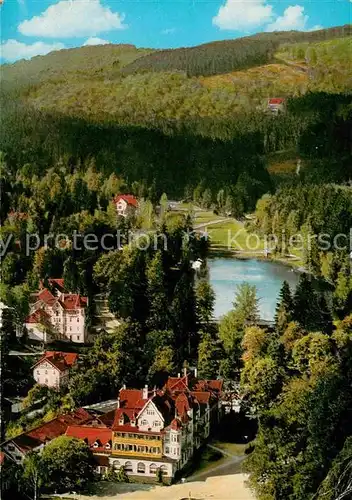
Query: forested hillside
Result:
<box><xmin>121</xmin><ymin>25</ymin><xmax>351</xmax><ymax>76</ymax></box>
<box><xmin>1</xmin><ymin>25</ymin><xmax>351</xmax><ymax>202</ymax></box>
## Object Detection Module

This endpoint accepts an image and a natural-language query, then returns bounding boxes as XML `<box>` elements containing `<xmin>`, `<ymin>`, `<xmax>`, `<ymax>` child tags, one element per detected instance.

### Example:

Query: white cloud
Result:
<box><xmin>83</xmin><ymin>37</ymin><xmax>110</xmax><ymax>46</ymax></box>
<box><xmin>266</xmin><ymin>5</ymin><xmax>308</xmax><ymax>31</ymax></box>
<box><xmin>1</xmin><ymin>39</ymin><xmax>64</xmax><ymax>62</ymax></box>
<box><xmin>213</xmin><ymin>0</ymin><xmax>274</xmax><ymax>30</ymax></box>
<box><xmin>309</xmin><ymin>25</ymin><xmax>323</xmax><ymax>31</ymax></box>
<box><xmin>18</xmin><ymin>0</ymin><xmax>127</xmax><ymax>38</ymax></box>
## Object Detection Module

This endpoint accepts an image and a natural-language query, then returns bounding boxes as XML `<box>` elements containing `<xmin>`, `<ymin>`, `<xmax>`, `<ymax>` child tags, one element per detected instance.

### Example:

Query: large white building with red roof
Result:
<box><xmin>24</xmin><ymin>279</ymin><xmax>88</xmax><ymax>343</ymax></box>
<box><xmin>32</xmin><ymin>351</ymin><xmax>79</xmax><ymax>389</ymax></box>
<box><xmin>113</xmin><ymin>194</ymin><xmax>138</xmax><ymax>217</ymax></box>
<box><xmin>109</xmin><ymin>371</ymin><xmax>223</xmax><ymax>481</ymax></box>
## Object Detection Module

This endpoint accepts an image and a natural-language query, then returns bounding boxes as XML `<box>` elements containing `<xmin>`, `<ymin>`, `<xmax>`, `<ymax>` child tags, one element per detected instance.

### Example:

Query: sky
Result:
<box><xmin>1</xmin><ymin>0</ymin><xmax>351</xmax><ymax>62</ymax></box>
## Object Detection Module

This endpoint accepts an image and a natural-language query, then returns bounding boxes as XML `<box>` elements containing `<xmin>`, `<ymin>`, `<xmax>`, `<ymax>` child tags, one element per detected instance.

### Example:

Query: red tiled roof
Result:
<box><xmin>37</xmin><ymin>288</ymin><xmax>56</xmax><ymax>305</ymax></box>
<box><xmin>268</xmin><ymin>98</ymin><xmax>285</xmax><ymax>105</ymax></box>
<box><xmin>170</xmin><ymin>417</ymin><xmax>182</xmax><ymax>431</ymax></box>
<box><xmin>114</xmin><ymin>194</ymin><xmax>138</xmax><ymax>208</ymax></box>
<box><xmin>25</xmin><ymin>309</ymin><xmax>51</xmax><ymax>324</ymax></box>
<box><xmin>65</xmin><ymin>426</ymin><xmax>112</xmax><ymax>453</ymax></box>
<box><xmin>119</xmin><ymin>389</ymin><xmax>147</xmax><ymax>410</ymax></box>
<box><xmin>165</xmin><ymin>376</ymin><xmax>189</xmax><ymax>393</ymax></box>
<box><xmin>9</xmin><ymin>408</ymin><xmax>93</xmax><ymax>453</ymax></box>
<box><xmin>191</xmin><ymin>391</ymin><xmax>211</xmax><ymax>404</ymax></box>
<box><xmin>61</xmin><ymin>294</ymin><xmax>88</xmax><ymax>310</ymax></box>
<box><xmin>33</xmin><ymin>351</ymin><xmax>78</xmax><ymax>373</ymax></box>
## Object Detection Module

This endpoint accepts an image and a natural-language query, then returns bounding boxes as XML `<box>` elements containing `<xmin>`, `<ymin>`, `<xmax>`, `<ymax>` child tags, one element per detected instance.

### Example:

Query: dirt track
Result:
<box><xmin>67</xmin><ymin>473</ymin><xmax>255</xmax><ymax>500</ymax></box>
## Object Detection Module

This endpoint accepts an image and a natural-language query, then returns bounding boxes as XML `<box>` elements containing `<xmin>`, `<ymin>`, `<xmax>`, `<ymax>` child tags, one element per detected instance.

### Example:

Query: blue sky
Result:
<box><xmin>1</xmin><ymin>0</ymin><xmax>351</xmax><ymax>62</ymax></box>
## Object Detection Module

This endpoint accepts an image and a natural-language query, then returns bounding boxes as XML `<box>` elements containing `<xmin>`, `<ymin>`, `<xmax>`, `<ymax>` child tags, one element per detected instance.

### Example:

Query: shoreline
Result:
<box><xmin>208</xmin><ymin>246</ymin><xmax>306</xmax><ymax>273</ymax></box>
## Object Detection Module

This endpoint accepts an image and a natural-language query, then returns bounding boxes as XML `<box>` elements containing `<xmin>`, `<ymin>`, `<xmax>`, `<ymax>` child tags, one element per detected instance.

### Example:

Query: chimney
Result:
<box><xmin>122</xmin><ymin>384</ymin><xmax>126</xmax><ymax>390</ymax></box>
<box><xmin>142</xmin><ymin>384</ymin><xmax>148</xmax><ymax>400</ymax></box>
<box><xmin>117</xmin><ymin>397</ymin><xmax>120</xmax><ymax>409</ymax></box>
<box><xmin>177</xmin><ymin>372</ymin><xmax>181</xmax><ymax>378</ymax></box>
<box><xmin>183</xmin><ymin>367</ymin><xmax>187</xmax><ymax>377</ymax></box>
<box><xmin>194</xmin><ymin>367</ymin><xmax>198</xmax><ymax>378</ymax></box>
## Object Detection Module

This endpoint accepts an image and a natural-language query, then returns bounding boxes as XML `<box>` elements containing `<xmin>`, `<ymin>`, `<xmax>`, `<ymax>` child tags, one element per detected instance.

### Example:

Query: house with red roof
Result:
<box><xmin>267</xmin><ymin>97</ymin><xmax>286</xmax><ymax>114</ymax></box>
<box><xmin>113</xmin><ymin>194</ymin><xmax>138</xmax><ymax>218</ymax></box>
<box><xmin>32</xmin><ymin>351</ymin><xmax>79</xmax><ymax>389</ymax></box>
<box><xmin>24</xmin><ymin>279</ymin><xmax>88</xmax><ymax>343</ymax></box>
<box><xmin>2</xmin><ymin>408</ymin><xmax>93</xmax><ymax>463</ymax></box>
<box><xmin>108</xmin><ymin>371</ymin><xmax>223</xmax><ymax>481</ymax></box>
<box><xmin>65</xmin><ymin>426</ymin><xmax>112</xmax><ymax>474</ymax></box>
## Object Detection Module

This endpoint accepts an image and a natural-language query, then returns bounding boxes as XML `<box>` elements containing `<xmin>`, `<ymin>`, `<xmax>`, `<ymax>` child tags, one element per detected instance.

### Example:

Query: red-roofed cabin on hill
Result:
<box><xmin>23</xmin><ymin>279</ymin><xmax>88</xmax><ymax>344</ymax></box>
<box><xmin>267</xmin><ymin>97</ymin><xmax>286</xmax><ymax>114</ymax></box>
<box><xmin>32</xmin><ymin>351</ymin><xmax>78</xmax><ymax>389</ymax></box>
<box><xmin>113</xmin><ymin>194</ymin><xmax>138</xmax><ymax>218</ymax></box>
<box><xmin>2</xmin><ymin>408</ymin><xmax>93</xmax><ymax>463</ymax></box>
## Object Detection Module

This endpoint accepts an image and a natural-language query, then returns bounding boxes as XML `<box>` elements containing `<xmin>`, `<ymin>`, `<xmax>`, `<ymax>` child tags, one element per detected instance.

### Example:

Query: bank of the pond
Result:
<box><xmin>208</xmin><ymin>255</ymin><xmax>302</xmax><ymax>320</ymax></box>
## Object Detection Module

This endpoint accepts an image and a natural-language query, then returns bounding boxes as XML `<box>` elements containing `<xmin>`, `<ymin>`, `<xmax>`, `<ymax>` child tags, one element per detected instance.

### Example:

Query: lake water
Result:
<box><xmin>208</xmin><ymin>257</ymin><xmax>300</xmax><ymax>320</ymax></box>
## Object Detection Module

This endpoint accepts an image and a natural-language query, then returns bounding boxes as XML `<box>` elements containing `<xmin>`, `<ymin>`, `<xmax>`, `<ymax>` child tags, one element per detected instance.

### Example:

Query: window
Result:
<box><xmin>124</xmin><ymin>461</ymin><xmax>133</xmax><ymax>472</ymax></box>
<box><xmin>165</xmin><ymin>447</ymin><xmax>169</xmax><ymax>453</ymax></box>
<box><xmin>77</xmin><ymin>336</ymin><xmax>80</xmax><ymax>341</ymax></box>
<box><xmin>153</xmin><ymin>421</ymin><xmax>160</xmax><ymax>427</ymax></box>
<box><xmin>45</xmin><ymin>370</ymin><xmax>48</xmax><ymax>374</ymax></box>
<box><xmin>141</xmin><ymin>419</ymin><xmax>148</xmax><ymax>426</ymax></box>
<box><xmin>149</xmin><ymin>463</ymin><xmax>157</xmax><ymax>474</ymax></box>
<box><xmin>77</xmin><ymin>318</ymin><xmax>79</xmax><ymax>322</ymax></box>
<box><xmin>113</xmin><ymin>460</ymin><xmax>120</xmax><ymax>470</ymax></box>
<box><xmin>160</xmin><ymin>465</ymin><xmax>168</xmax><ymax>475</ymax></box>
<box><xmin>70</xmin><ymin>327</ymin><xmax>72</xmax><ymax>331</ymax></box>
<box><xmin>146</xmin><ymin>408</ymin><xmax>154</xmax><ymax>415</ymax></box>
<box><xmin>137</xmin><ymin>462</ymin><xmax>145</xmax><ymax>474</ymax></box>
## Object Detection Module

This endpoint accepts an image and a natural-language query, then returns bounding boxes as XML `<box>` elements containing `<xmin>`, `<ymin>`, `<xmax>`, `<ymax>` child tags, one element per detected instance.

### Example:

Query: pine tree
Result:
<box><xmin>146</xmin><ymin>251</ymin><xmax>170</xmax><ymax>330</ymax></box>
<box><xmin>195</xmin><ymin>280</ymin><xmax>215</xmax><ymax>326</ymax></box>
<box><xmin>275</xmin><ymin>281</ymin><xmax>293</xmax><ymax>334</ymax></box>
<box><xmin>197</xmin><ymin>331</ymin><xmax>221</xmax><ymax>379</ymax></box>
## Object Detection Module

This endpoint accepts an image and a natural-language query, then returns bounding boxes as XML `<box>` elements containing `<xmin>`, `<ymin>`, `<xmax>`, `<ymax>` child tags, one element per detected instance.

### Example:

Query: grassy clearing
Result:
<box><xmin>212</xmin><ymin>441</ymin><xmax>248</xmax><ymax>456</ymax></box>
<box><xmin>207</xmin><ymin>220</ymin><xmax>265</xmax><ymax>252</ymax></box>
<box><xmin>194</xmin><ymin>211</ymin><xmax>220</xmax><ymax>224</ymax></box>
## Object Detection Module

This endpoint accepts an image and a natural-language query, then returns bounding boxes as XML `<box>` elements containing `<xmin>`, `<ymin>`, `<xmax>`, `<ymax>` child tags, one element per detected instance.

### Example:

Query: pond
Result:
<box><xmin>208</xmin><ymin>257</ymin><xmax>300</xmax><ymax>320</ymax></box>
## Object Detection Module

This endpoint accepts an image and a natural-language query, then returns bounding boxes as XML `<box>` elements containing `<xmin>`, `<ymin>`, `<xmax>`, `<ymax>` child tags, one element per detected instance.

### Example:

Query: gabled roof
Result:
<box><xmin>114</xmin><ymin>194</ymin><xmax>138</xmax><ymax>208</ymax></box>
<box><xmin>268</xmin><ymin>98</ymin><xmax>285</xmax><ymax>105</ymax></box>
<box><xmin>6</xmin><ymin>408</ymin><xmax>92</xmax><ymax>453</ymax></box>
<box><xmin>25</xmin><ymin>309</ymin><xmax>51</xmax><ymax>324</ymax></box>
<box><xmin>32</xmin><ymin>351</ymin><xmax>78</xmax><ymax>373</ymax></box>
<box><xmin>65</xmin><ymin>426</ymin><xmax>112</xmax><ymax>453</ymax></box>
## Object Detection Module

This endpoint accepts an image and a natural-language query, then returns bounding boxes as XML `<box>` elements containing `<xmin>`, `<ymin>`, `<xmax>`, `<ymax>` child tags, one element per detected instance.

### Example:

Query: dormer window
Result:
<box><xmin>105</xmin><ymin>442</ymin><xmax>111</xmax><ymax>450</ymax></box>
<box><xmin>119</xmin><ymin>418</ymin><xmax>124</xmax><ymax>425</ymax></box>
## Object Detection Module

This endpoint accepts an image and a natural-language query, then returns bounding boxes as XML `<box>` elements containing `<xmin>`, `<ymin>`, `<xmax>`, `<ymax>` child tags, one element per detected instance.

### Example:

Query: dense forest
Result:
<box><xmin>121</xmin><ymin>25</ymin><xmax>352</xmax><ymax>76</ymax></box>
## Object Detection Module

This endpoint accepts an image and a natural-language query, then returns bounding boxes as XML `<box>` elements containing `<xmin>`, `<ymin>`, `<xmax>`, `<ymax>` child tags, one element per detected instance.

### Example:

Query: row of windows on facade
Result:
<box><xmin>112</xmin><ymin>461</ymin><xmax>168</xmax><ymax>474</ymax></box>
<box><xmin>114</xmin><ymin>432</ymin><xmax>162</xmax><ymax>440</ymax></box>
<box><xmin>54</xmin><ymin>311</ymin><xmax>80</xmax><ymax>320</ymax></box>
<box><xmin>113</xmin><ymin>443</ymin><xmax>161</xmax><ymax>454</ymax></box>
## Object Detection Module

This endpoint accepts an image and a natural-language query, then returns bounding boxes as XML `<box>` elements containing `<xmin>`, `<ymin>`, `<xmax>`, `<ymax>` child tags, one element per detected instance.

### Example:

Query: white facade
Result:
<box><xmin>33</xmin><ymin>360</ymin><xmax>69</xmax><ymax>389</ymax></box>
<box><xmin>109</xmin><ymin>457</ymin><xmax>174</xmax><ymax>478</ymax></box>
<box><xmin>25</xmin><ymin>289</ymin><xmax>87</xmax><ymax>344</ymax></box>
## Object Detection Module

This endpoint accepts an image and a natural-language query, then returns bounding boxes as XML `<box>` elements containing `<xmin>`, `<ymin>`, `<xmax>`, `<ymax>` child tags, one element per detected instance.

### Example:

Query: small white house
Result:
<box><xmin>113</xmin><ymin>194</ymin><xmax>138</xmax><ymax>217</ymax></box>
<box><xmin>32</xmin><ymin>351</ymin><xmax>78</xmax><ymax>389</ymax></box>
